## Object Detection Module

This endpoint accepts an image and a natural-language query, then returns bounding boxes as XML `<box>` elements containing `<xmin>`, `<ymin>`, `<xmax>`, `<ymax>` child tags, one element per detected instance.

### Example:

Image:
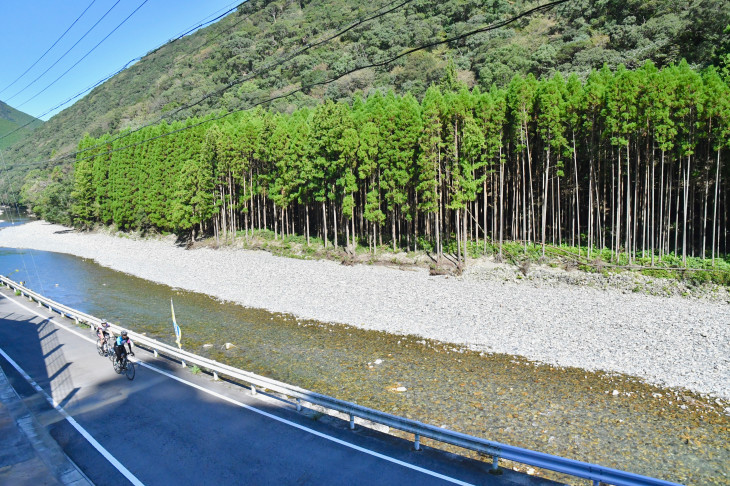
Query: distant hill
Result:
<box><xmin>1</xmin><ymin>0</ymin><xmax>728</xmax><ymax>201</ymax></box>
<box><xmin>0</xmin><ymin>101</ymin><xmax>43</xmax><ymax>151</ymax></box>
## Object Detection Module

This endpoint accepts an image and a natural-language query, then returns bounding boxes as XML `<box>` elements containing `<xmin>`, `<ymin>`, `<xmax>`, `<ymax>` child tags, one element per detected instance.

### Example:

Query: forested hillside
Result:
<box><xmin>6</xmin><ymin>0</ymin><xmax>730</xmax><ymax>271</ymax></box>
<box><xmin>69</xmin><ymin>62</ymin><xmax>730</xmax><ymax>270</ymax></box>
<box><xmin>3</xmin><ymin>0</ymin><xmax>729</xmax><ymax>200</ymax></box>
<box><xmin>0</xmin><ymin>101</ymin><xmax>42</xmax><ymax>151</ymax></box>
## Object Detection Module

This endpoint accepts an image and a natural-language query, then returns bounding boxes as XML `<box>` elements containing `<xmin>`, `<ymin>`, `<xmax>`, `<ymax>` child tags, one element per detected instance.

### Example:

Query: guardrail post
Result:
<box><xmin>181</xmin><ymin>360</ymin><xmax>186</xmax><ymax>368</ymax></box>
<box><xmin>251</xmin><ymin>385</ymin><xmax>257</xmax><ymax>396</ymax></box>
<box><xmin>38</xmin><ymin>301</ymin><xmax>42</xmax><ymax>307</ymax></box>
<box><xmin>213</xmin><ymin>372</ymin><xmax>219</xmax><ymax>381</ymax></box>
<box><xmin>296</xmin><ymin>399</ymin><xmax>301</xmax><ymax>412</ymax></box>
<box><xmin>489</xmin><ymin>456</ymin><xmax>502</xmax><ymax>475</ymax></box>
<box><xmin>414</xmin><ymin>434</ymin><xmax>421</xmax><ymax>451</ymax></box>
<box><xmin>153</xmin><ymin>350</ymin><xmax>158</xmax><ymax>358</ymax></box>
<box><xmin>349</xmin><ymin>414</ymin><xmax>355</xmax><ymax>430</ymax></box>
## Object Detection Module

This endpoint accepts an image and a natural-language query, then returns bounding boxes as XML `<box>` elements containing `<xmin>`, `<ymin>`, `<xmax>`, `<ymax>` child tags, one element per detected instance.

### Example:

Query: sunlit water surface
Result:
<box><xmin>0</xmin><ymin>218</ymin><xmax>726</xmax><ymax>485</ymax></box>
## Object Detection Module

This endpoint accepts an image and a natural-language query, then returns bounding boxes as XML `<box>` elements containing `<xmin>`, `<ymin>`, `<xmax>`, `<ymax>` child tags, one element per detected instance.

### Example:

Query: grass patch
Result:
<box><xmin>204</xmin><ymin>228</ymin><xmax>730</xmax><ymax>287</ymax></box>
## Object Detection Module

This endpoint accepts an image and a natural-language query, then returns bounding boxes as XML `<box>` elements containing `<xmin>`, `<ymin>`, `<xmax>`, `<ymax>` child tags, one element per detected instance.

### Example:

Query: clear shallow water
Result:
<box><xmin>0</xmin><ymin>220</ymin><xmax>727</xmax><ymax>485</ymax></box>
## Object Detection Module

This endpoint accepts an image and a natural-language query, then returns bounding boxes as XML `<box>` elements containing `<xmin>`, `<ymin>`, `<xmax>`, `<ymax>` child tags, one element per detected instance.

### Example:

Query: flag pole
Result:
<box><xmin>171</xmin><ymin>298</ymin><xmax>182</xmax><ymax>349</ymax></box>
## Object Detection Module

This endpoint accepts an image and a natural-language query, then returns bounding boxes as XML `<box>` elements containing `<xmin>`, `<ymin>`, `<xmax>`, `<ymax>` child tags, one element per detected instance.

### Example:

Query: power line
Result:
<box><xmin>15</xmin><ymin>0</ymin><xmax>152</xmax><ymax>110</ymax></box>
<box><xmin>67</xmin><ymin>0</ymin><xmax>572</xmax><ymax>166</ymax></box>
<box><xmin>4</xmin><ymin>0</ymin><xmax>123</xmax><ymax>104</ymax></box>
<box><xmin>12</xmin><ymin>0</ymin><xmax>570</xmax><ymax>170</ymax></box>
<box><xmin>0</xmin><ymin>0</ymin><xmax>98</xmax><ymax>97</ymax></box>
<box><xmin>0</xmin><ymin>148</ymin><xmax>47</xmax><ymax>295</ymax></box>
<box><xmin>72</xmin><ymin>0</ymin><xmax>417</xmax><ymax>158</ymax></box>
<box><xmin>0</xmin><ymin>3</ymin><xmax>246</xmax><ymax>142</ymax></box>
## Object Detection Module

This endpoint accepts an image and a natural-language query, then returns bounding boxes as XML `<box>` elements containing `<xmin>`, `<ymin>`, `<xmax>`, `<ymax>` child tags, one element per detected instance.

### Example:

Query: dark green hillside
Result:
<box><xmin>3</xmin><ymin>0</ymin><xmax>728</xmax><ymax>202</ymax></box>
<box><xmin>0</xmin><ymin>101</ymin><xmax>43</xmax><ymax>151</ymax></box>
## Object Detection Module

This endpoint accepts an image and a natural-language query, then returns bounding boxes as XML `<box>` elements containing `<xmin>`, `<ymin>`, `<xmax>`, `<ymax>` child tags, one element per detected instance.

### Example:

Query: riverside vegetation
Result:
<box><xmin>4</xmin><ymin>0</ymin><xmax>728</xmax><ymax>179</ymax></box>
<box><xmin>7</xmin><ymin>1</ymin><xmax>730</xmax><ymax>282</ymax></box>
<box><xmin>60</xmin><ymin>62</ymin><xmax>730</xmax><ymax>284</ymax></box>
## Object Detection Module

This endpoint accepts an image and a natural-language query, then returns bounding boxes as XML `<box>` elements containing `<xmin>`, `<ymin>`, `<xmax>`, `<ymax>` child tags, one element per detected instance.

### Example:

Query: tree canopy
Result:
<box><xmin>67</xmin><ymin>62</ymin><xmax>730</xmax><ymax>267</ymax></box>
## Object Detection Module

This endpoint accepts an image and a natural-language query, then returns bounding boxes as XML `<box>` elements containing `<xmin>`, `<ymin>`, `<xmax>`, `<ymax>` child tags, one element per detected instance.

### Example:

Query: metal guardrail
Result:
<box><xmin>0</xmin><ymin>275</ymin><xmax>682</xmax><ymax>486</ymax></box>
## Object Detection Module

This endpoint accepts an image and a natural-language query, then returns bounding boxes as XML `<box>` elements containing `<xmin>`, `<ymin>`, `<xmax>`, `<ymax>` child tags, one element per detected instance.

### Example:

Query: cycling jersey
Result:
<box><xmin>116</xmin><ymin>336</ymin><xmax>131</xmax><ymax>347</ymax></box>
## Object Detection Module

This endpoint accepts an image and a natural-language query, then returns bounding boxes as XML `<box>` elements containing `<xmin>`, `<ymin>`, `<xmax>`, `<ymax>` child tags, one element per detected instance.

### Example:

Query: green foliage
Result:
<box><xmin>60</xmin><ymin>61</ymin><xmax>730</xmax><ymax>275</ymax></box>
<box><xmin>4</xmin><ymin>0</ymin><xmax>729</xmax><ymax>207</ymax></box>
<box><xmin>20</xmin><ymin>166</ymin><xmax>73</xmax><ymax>225</ymax></box>
<box><xmin>0</xmin><ymin>101</ymin><xmax>43</xmax><ymax>151</ymax></box>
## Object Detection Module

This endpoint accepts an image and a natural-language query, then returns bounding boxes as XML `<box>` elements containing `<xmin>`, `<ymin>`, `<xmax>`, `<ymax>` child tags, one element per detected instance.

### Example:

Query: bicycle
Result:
<box><xmin>96</xmin><ymin>334</ymin><xmax>112</xmax><ymax>358</ymax></box>
<box><xmin>113</xmin><ymin>352</ymin><xmax>136</xmax><ymax>380</ymax></box>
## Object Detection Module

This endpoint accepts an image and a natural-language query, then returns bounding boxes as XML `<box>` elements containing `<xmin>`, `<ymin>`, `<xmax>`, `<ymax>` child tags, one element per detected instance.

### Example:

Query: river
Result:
<box><xmin>0</xmin><ymin>217</ymin><xmax>727</xmax><ymax>485</ymax></box>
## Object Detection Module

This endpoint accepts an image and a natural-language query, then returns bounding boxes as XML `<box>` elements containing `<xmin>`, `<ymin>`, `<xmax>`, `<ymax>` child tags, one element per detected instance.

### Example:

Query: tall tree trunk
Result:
<box><xmin>712</xmin><ymin>149</ymin><xmax>721</xmax><ymax>264</ymax></box>
<box><xmin>274</xmin><ymin>202</ymin><xmax>278</xmax><ymax>240</ymax></box>
<box><xmin>322</xmin><ymin>200</ymin><xmax>328</xmax><ymax>248</ymax></box>
<box><xmin>306</xmin><ymin>204</ymin><xmax>310</xmax><ymax>246</ymax></box>
<box><xmin>499</xmin><ymin>149</ymin><xmax>504</xmax><ymax>258</ymax></box>
<box><xmin>683</xmin><ymin>155</ymin><xmax>690</xmax><ymax>266</ymax></box>
<box><xmin>616</xmin><ymin>148</ymin><xmax>622</xmax><ymax>263</ymax></box>
<box><xmin>521</xmin><ymin>147</ymin><xmax>527</xmax><ymax>251</ymax></box>
<box><xmin>463</xmin><ymin>206</ymin><xmax>468</xmax><ymax>268</ymax></box>
<box><xmin>333</xmin><ymin>195</ymin><xmax>338</xmax><ymax>249</ymax></box>
<box><xmin>588</xmin><ymin>156</ymin><xmax>594</xmax><ymax>259</ymax></box>
<box><xmin>625</xmin><ymin>143</ymin><xmax>631</xmax><ymax>264</ymax></box>
<box><xmin>573</xmin><ymin>133</ymin><xmax>580</xmax><ymax>255</ymax></box>
<box><xmin>542</xmin><ymin>147</ymin><xmax>550</xmax><ymax>257</ymax></box>
<box><xmin>455</xmin><ymin>209</ymin><xmax>461</xmax><ymax>266</ymax></box>
<box><xmin>392</xmin><ymin>208</ymin><xmax>397</xmax><ymax>252</ymax></box>
<box><xmin>477</xmin><ymin>177</ymin><xmax>487</xmax><ymax>253</ymax></box>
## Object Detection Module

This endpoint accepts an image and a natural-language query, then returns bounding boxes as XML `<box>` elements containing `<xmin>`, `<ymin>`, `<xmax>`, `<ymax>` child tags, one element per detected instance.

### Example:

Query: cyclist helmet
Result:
<box><xmin>121</xmin><ymin>330</ymin><xmax>128</xmax><ymax>337</ymax></box>
<box><xmin>101</xmin><ymin>320</ymin><xmax>109</xmax><ymax>328</ymax></box>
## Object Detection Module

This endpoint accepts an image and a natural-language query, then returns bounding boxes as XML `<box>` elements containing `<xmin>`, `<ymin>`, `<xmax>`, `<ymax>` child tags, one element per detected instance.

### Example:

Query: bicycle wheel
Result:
<box><xmin>125</xmin><ymin>361</ymin><xmax>135</xmax><ymax>380</ymax></box>
<box><xmin>113</xmin><ymin>357</ymin><xmax>123</xmax><ymax>374</ymax></box>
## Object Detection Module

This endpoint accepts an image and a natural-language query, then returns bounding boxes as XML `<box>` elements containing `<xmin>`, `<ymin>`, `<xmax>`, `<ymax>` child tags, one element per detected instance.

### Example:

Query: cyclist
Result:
<box><xmin>96</xmin><ymin>320</ymin><xmax>110</xmax><ymax>344</ymax></box>
<box><xmin>114</xmin><ymin>330</ymin><xmax>135</xmax><ymax>365</ymax></box>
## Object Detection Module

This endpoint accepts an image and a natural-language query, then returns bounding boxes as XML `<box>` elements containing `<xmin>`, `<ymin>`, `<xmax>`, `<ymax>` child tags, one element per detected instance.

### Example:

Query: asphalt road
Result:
<box><xmin>0</xmin><ymin>286</ymin><xmax>558</xmax><ymax>486</ymax></box>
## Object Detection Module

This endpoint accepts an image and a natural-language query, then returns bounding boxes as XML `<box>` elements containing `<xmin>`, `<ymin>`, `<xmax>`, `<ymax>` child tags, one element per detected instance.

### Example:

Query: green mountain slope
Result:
<box><xmin>0</xmin><ymin>101</ymin><xmax>43</xmax><ymax>151</ymax></box>
<box><xmin>2</xmin><ymin>0</ymin><xmax>728</xmax><ymax>201</ymax></box>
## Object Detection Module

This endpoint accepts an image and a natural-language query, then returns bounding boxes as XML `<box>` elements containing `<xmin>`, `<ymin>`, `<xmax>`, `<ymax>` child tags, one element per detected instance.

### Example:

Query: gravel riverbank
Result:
<box><xmin>1</xmin><ymin>221</ymin><xmax>728</xmax><ymax>401</ymax></box>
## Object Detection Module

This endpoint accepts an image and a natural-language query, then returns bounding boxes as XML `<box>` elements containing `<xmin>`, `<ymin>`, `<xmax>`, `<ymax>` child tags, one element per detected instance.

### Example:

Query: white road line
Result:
<box><xmin>0</xmin><ymin>346</ymin><xmax>145</xmax><ymax>486</ymax></box>
<box><xmin>0</xmin><ymin>293</ymin><xmax>475</xmax><ymax>486</ymax></box>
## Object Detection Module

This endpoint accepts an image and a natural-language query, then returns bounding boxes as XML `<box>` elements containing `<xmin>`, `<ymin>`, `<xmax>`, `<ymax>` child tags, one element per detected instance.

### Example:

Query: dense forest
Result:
<box><xmin>0</xmin><ymin>101</ymin><xmax>42</xmax><ymax>151</ymax></box>
<box><xmin>2</xmin><ymin>0</ymin><xmax>729</xmax><ymax>201</ymax></box>
<box><xmin>66</xmin><ymin>61</ymin><xmax>730</xmax><ymax>267</ymax></box>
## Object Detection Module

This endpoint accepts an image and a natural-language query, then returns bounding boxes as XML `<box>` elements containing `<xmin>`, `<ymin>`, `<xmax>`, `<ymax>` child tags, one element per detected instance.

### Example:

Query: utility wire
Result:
<box><xmin>0</xmin><ymin>148</ymin><xmax>46</xmax><ymax>295</ymax></box>
<box><xmin>0</xmin><ymin>0</ymin><xmax>98</xmax><ymax>96</ymax></box>
<box><xmin>67</xmin><ymin>0</ymin><xmax>572</xmax><ymax>166</ymax></box>
<box><xmin>0</xmin><ymin>2</ymin><xmax>246</xmax><ymax>142</ymax></box>
<box><xmin>11</xmin><ymin>0</ymin><xmax>569</xmax><ymax>169</ymax></box>
<box><xmin>72</xmin><ymin>0</ymin><xmax>417</xmax><ymax>158</ymax></box>
<box><xmin>4</xmin><ymin>0</ymin><xmax>123</xmax><ymax>104</ymax></box>
<box><xmin>15</xmin><ymin>0</ymin><xmax>151</xmax><ymax>110</ymax></box>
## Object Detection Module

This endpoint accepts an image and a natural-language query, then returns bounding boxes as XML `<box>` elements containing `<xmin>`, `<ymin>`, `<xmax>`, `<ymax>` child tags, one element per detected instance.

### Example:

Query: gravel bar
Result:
<box><xmin>1</xmin><ymin>221</ymin><xmax>728</xmax><ymax>400</ymax></box>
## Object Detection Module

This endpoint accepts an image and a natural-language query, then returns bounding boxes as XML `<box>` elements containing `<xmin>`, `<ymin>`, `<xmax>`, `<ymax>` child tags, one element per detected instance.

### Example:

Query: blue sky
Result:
<box><xmin>0</xmin><ymin>0</ymin><xmax>241</xmax><ymax>121</ymax></box>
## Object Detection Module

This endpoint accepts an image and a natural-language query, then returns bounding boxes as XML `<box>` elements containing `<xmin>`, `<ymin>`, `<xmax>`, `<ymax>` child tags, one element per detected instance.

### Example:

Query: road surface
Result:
<box><xmin>0</xmin><ymin>286</ymin><xmax>557</xmax><ymax>485</ymax></box>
